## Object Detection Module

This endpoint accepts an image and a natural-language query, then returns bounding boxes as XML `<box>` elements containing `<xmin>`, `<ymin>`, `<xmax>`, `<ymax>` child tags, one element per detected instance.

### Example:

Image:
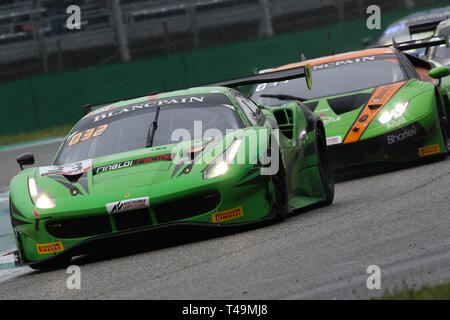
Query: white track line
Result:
<box><xmin>0</xmin><ymin>137</ymin><xmax>64</xmax><ymax>153</ymax></box>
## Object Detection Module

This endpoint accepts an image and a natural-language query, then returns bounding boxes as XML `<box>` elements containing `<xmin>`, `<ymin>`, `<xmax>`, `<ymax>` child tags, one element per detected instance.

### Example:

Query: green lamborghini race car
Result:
<box><xmin>9</xmin><ymin>73</ymin><xmax>334</xmax><ymax>269</ymax></box>
<box><xmin>249</xmin><ymin>38</ymin><xmax>450</xmax><ymax>176</ymax></box>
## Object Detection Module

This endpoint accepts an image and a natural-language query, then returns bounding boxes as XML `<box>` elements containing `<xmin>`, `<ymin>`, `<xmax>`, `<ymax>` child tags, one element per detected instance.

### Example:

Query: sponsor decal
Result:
<box><xmin>212</xmin><ymin>206</ymin><xmax>244</xmax><ymax>223</ymax></box>
<box><xmin>312</xmin><ymin>56</ymin><xmax>376</xmax><ymax>71</ymax></box>
<box><xmin>92</xmin><ymin>96</ymin><xmax>206</xmax><ymax>122</ymax></box>
<box><xmin>124</xmin><ymin>192</ymin><xmax>130</xmax><ymax>198</ymax></box>
<box><xmin>326</xmin><ymin>136</ymin><xmax>342</xmax><ymax>146</ymax></box>
<box><xmin>106</xmin><ymin>197</ymin><xmax>150</xmax><ymax>214</ymax></box>
<box><xmin>37</xmin><ymin>241</ymin><xmax>64</xmax><ymax>254</ymax></box>
<box><xmin>67</xmin><ymin>124</ymin><xmax>108</xmax><ymax>147</ymax></box>
<box><xmin>32</xmin><ymin>209</ymin><xmax>39</xmax><ymax>218</ymax></box>
<box><xmin>386</xmin><ymin>116</ymin><xmax>407</xmax><ymax>129</ymax></box>
<box><xmin>322</xmin><ymin>116</ymin><xmax>341</xmax><ymax>126</ymax></box>
<box><xmin>386</xmin><ymin>125</ymin><xmax>418</xmax><ymax>145</ymax></box>
<box><xmin>419</xmin><ymin>144</ymin><xmax>440</xmax><ymax>157</ymax></box>
<box><xmin>93</xmin><ymin>153</ymin><xmax>174</xmax><ymax>175</ymax></box>
<box><xmin>40</xmin><ymin>159</ymin><xmax>92</xmax><ymax>177</ymax></box>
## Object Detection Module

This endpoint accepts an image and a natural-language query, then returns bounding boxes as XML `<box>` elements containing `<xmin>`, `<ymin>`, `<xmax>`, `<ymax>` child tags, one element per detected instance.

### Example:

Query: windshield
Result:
<box><xmin>55</xmin><ymin>94</ymin><xmax>243</xmax><ymax>164</ymax></box>
<box><xmin>250</xmin><ymin>55</ymin><xmax>407</xmax><ymax>106</ymax></box>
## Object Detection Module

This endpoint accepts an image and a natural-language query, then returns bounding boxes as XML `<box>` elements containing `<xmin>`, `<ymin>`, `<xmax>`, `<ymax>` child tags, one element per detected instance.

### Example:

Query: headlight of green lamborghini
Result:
<box><xmin>378</xmin><ymin>102</ymin><xmax>409</xmax><ymax>124</ymax></box>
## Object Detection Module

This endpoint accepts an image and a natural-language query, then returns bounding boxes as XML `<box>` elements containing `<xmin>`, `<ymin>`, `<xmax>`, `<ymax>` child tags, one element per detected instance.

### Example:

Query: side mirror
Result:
<box><xmin>17</xmin><ymin>153</ymin><xmax>35</xmax><ymax>171</ymax></box>
<box><xmin>429</xmin><ymin>66</ymin><xmax>450</xmax><ymax>80</ymax></box>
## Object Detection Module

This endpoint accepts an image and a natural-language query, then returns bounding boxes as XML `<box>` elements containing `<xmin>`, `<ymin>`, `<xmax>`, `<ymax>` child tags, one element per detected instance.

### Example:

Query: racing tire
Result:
<box><xmin>316</xmin><ymin>123</ymin><xmax>334</xmax><ymax>205</ymax></box>
<box><xmin>436</xmin><ymin>92</ymin><xmax>449</xmax><ymax>154</ymax></box>
<box><xmin>272</xmin><ymin>153</ymin><xmax>289</xmax><ymax>221</ymax></box>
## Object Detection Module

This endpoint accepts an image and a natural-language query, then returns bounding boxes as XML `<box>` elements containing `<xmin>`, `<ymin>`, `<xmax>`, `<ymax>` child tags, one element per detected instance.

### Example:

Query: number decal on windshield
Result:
<box><xmin>255</xmin><ymin>81</ymin><xmax>289</xmax><ymax>92</ymax></box>
<box><xmin>68</xmin><ymin>124</ymin><xmax>109</xmax><ymax>146</ymax></box>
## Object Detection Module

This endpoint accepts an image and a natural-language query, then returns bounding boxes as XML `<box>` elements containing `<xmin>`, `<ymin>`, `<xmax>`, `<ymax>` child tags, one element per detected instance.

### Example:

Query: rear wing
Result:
<box><xmin>81</xmin><ymin>64</ymin><xmax>312</xmax><ymax>115</ymax></box>
<box><xmin>387</xmin><ymin>35</ymin><xmax>450</xmax><ymax>52</ymax></box>
<box><xmin>208</xmin><ymin>64</ymin><xmax>313</xmax><ymax>90</ymax></box>
<box><xmin>409</xmin><ymin>19</ymin><xmax>447</xmax><ymax>37</ymax></box>
<box><xmin>82</xmin><ymin>102</ymin><xmax>114</xmax><ymax>116</ymax></box>
<box><xmin>81</xmin><ymin>93</ymin><xmax>156</xmax><ymax>116</ymax></box>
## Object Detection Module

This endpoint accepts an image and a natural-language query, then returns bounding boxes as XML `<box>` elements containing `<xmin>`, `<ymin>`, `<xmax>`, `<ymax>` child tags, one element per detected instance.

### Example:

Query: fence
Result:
<box><xmin>0</xmin><ymin>0</ymin><xmax>448</xmax><ymax>82</ymax></box>
<box><xmin>1</xmin><ymin>0</ymin><xmax>449</xmax><ymax>135</ymax></box>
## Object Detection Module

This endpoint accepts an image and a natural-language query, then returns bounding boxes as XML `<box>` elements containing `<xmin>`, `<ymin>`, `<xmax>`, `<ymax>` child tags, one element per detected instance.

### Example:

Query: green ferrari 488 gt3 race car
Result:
<box><xmin>9</xmin><ymin>70</ymin><xmax>333</xmax><ymax>269</ymax></box>
<box><xmin>249</xmin><ymin>37</ymin><xmax>450</xmax><ymax>176</ymax></box>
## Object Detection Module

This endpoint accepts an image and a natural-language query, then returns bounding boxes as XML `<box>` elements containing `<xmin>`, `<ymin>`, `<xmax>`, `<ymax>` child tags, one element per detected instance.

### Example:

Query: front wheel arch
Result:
<box><xmin>315</xmin><ymin>121</ymin><xmax>334</xmax><ymax>205</ymax></box>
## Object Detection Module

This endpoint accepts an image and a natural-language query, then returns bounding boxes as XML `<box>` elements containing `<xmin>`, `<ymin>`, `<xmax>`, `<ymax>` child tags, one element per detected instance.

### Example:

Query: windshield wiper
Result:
<box><xmin>146</xmin><ymin>107</ymin><xmax>161</xmax><ymax>148</ymax></box>
<box><xmin>259</xmin><ymin>94</ymin><xmax>308</xmax><ymax>102</ymax></box>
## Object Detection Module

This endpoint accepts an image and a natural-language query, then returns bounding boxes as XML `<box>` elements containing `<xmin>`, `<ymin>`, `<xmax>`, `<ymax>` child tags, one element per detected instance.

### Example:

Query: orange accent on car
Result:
<box><xmin>271</xmin><ymin>48</ymin><xmax>396</xmax><ymax>72</ymax></box>
<box><xmin>343</xmin><ymin>81</ymin><xmax>406</xmax><ymax>144</ymax></box>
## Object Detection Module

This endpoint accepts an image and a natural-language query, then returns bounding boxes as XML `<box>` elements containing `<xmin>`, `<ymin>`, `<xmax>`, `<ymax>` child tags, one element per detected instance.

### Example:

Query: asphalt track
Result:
<box><xmin>0</xmin><ymin>140</ymin><xmax>449</xmax><ymax>299</ymax></box>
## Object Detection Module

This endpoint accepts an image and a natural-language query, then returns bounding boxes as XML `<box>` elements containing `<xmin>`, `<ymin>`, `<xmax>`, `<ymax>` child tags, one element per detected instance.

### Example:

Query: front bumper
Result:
<box><xmin>12</xmin><ymin>170</ymin><xmax>274</xmax><ymax>265</ymax></box>
<box><xmin>16</xmin><ymin>212</ymin><xmax>276</xmax><ymax>269</ymax></box>
<box><xmin>328</xmin><ymin>121</ymin><xmax>445</xmax><ymax>176</ymax></box>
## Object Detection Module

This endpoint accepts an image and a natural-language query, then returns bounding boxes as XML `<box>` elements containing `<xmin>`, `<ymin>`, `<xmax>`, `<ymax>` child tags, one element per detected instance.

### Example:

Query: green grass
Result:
<box><xmin>0</xmin><ymin>125</ymin><xmax>73</xmax><ymax>146</ymax></box>
<box><xmin>378</xmin><ymin>281</ymin><xmax>450</xmax><ymax>300</ymax></box>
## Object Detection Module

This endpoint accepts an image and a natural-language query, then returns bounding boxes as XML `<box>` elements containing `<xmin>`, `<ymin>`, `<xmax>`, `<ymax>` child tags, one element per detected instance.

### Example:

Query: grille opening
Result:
<box><xmin>113</xmin><ymin>208</ymin><xmax>153</xmax><ymax>231</ymax></box>
<box><xmin>154</xmin><ymin>192</ymin><xmax>220</xmax><ymax>224</ymax></box>
<box><xmin>46</xmin><ymin>215</ymin><xmax>112</xmax><ymax>239</ymax></box>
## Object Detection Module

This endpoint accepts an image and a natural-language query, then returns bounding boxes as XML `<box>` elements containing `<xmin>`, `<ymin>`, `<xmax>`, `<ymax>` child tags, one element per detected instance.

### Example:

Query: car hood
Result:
<box><xmin>24</xmin><ymin>126</ymin><xmax>270</xmax><ymax>204</ymax></box>
<box><xmin>303</xmin><ymin>79</ymin><xmax>435</xmax><ymax>146</ymax></box>
<box><xmin>31</xmin><ymin>136</ymin><xmax>231</xmax><ymax>201</ymax></box>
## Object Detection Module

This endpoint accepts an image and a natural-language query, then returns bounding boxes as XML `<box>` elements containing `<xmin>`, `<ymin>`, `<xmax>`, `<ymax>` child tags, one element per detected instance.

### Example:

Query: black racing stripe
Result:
<box><xmin>78</xmin><ymin>177</ymin><xmax>89</xmax><ymax>194</ymax></box>
<box><xmin>10</xmin><ymin>214</ymin><xmax>31</xmax><ymax>227</ymax></box>
<box><xmin>239</xmin><ymin>168</ymin><xmax>260</xmax><ymax>182</ymax></box>
<box><xmin>10</xmin><ymin>201</ymin><xmax>26</xmax><ymax>219</ymax></box>
<box><xmin>234</xmin><ymin>174</ymin><xmax>270</xmax><ymax>188</ymax></box>
<box><xmin>54</xmin><ymin>178</ymin><xmax>84</xmax><ymax>196</ymax></box>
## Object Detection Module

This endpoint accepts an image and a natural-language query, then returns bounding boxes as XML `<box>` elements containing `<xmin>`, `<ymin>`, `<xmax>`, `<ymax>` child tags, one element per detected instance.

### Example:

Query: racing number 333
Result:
<box><xmin>69</xmin><ymin>125</ymin><xmax>108</xmax><ymax>146</ymax></box>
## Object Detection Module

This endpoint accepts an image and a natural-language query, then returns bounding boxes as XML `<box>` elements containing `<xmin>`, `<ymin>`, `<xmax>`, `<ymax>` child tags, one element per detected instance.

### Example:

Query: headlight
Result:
<box><xmin>203</xmin><ymin>138</ymin><xmax>242</xmax><ymax>179</ymax></box>
<box><xmin>28</xmin><ymin>177</ymin><xmax>56</xmax><ymax>209</ymax></box>
<box><xmin>378</xmin><ymin>102</ymin><xmax>409</xmax><ymax>124</ymax></box>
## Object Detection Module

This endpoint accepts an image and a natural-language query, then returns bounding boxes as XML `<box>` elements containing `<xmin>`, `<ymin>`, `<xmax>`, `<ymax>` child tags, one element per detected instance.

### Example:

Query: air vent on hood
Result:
<box><xmin>327</xmin><ymin>93</ymin><xmax>372</xmax><ymax>115</ymax></box>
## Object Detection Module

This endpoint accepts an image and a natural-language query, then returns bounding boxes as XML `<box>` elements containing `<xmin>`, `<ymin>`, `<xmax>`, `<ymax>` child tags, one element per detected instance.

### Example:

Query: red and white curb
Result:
<box><xmin>0</xmin><ymin>250</ymin><xmax>29</xmax><ymax>283</ymax></box>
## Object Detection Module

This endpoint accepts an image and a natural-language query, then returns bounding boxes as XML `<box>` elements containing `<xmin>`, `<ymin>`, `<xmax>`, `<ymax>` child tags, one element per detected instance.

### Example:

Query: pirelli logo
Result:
<box><xmin>212</xmin><ymin>206</ymin><xmax>244</xmax><ymax>223</ymax></box>
<box><xmin>419</xmin><ymin>144</ymin><xmax>440</xmax><ymax>157</ymax></box>
<box><xmin>36</xmin><ymin>241</ymin><xmax>64</xmax><ymax>254</ymax></box>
